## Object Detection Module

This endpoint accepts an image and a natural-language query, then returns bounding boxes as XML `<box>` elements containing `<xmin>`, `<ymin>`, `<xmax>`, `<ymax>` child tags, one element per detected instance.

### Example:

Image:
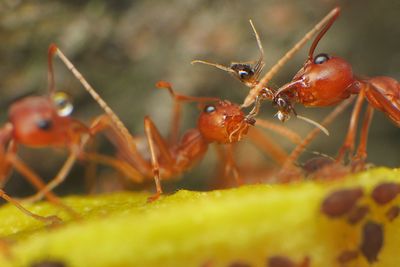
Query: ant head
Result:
<box><xmin>230</xmin><ymin>63</ymin><xmax>256</xmax><ymax>84</ymax></box>
<box><xmin>8</xmin><ymin>93</ymin><xmax>88</xmax><ymax>147</ymax></box>
<box><xmin>198</xmin><ymin>100</ymin><xmax>250</xmax><ymax>144</ymax></box>
<box><xmin>272</xmin><ymin>94</ymin><xmax>294</xmax><ymax>122</ymax></box>
<box><xmin>285</xmin><ymin>52</ymin><xmax>355</xmax><ymax>106</ymax></box>
<box><xmin>275</xmin><ymin>7</ymin><xmax>354</xmax><ymax>107</ymax></box>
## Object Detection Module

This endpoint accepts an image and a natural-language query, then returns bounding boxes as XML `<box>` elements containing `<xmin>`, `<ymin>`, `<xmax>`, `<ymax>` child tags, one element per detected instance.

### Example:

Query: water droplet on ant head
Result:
<box><xmin>52</xmin><ymin>92</ymin><xmax>74</xmax><ymax>117</ymax></box>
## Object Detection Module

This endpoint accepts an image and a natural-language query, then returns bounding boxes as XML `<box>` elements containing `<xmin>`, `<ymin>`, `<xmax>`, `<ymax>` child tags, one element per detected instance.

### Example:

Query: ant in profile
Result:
<box><xmin>251</xmin><ymin>7</ymin><xmax>399</xmax><ymax>165</ymax></box>
<box><xmin>0</xmin><ymin>45</ymin><xmax>141</xmax><ymax>224</ymax></box>
<box><xmin>52</xmin><ymin>45</ymin><xmax>312</xmax><ymax>200</ymax></box>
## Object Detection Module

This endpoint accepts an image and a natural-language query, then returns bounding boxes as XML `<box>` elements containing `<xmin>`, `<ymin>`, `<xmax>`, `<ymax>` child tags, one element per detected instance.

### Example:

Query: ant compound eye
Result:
<box><xmin>52</xmin><ymin>92</ymin><xmax>73</xmax><ymax>117</ymax></box>
<box><xmin>37</xmin><ymin>119</ymin><xmax>53</xmax><ymax>131</ymax></box>
<box><xmin>313</xmin><ymin>53</ymin><xmax>330</xmax><ymax>64</ymax></box>
<box><xmin>204</xmin><ymin>104</ymin><xmax>216</xmax><ymax>113</ymax></box>
<box><xmin>238</xmin><ymin>70</ymin><xmax>249</xmax><ymax>79</ymax></box>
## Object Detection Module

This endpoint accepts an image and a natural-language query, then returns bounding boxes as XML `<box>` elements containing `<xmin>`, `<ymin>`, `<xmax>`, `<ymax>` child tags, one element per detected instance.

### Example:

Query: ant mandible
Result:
<box><xmin>258</xmin><ymin>7</ymin><xmax>399</xmax><ymax>165</ymax></box>
<box><xmin>51</xmin><ymin>45</ymin><xmax>311</xmax><ymax>200</ymax></box>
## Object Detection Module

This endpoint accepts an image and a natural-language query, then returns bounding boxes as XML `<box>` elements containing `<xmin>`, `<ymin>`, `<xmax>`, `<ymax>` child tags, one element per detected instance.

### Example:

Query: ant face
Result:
<box><xmin>198</xmin><ymin>100</ymin><xmax>250</xmax><ymax>143</ymax></box>
<box><xmin>8</xmin><ymin>93</ymin><xmax>88</xmax><ymax>147</ymax></box>
<box><xmin>289</xmin><ymin>53</ymin><xmax>355</xmax><ymax>106</ymax></box>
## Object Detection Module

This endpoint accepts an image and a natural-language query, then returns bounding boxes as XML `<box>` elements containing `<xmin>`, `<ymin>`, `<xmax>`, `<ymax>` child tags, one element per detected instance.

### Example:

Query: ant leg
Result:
<box><xmin>255</xmin><ymin>118</ymin><xmax>302</xmax><ymax>145</ymax></box>
<box><xmin>6</xmin><ymin>154</ymin><xmax>79</xmax><ymax>218</ymax></box>
<box><xmin>0</xmin><ymin>189</ymin><xmax>61</xmax><ymax>225</ymax></box>
<box><xmin>247</xmin><ymin>127</ymin><xmax>288</xmax><ymax>165</ymax></box>
<box><xmin>144</xmin><ymin>116</ymin><xmax>175</xmax><ymax>202</ymax></box>
<box><xmin>337</xmin><ymin>92</ymin><xmax>365</xmax><ymax>162</ymax></box>
<box><xmin>82</xmin><ymin>152</ymin><xmax>145</xmax><ymax>183</ymax></box>
<box><xmin>22</xmin><ymin>152</ymin><xmax>77</xmax><ymax>203</ymax></box>
<box><xmin>83</xmin><ymin>140</ymin><xmax>99</xmax><ymax>194</ymax></box>
<box><xmin>212</xmin><ymin>144</ymin><xmax>242</xmax><ymax>188</ymax></box>
<box><xmin>353</xmin><ymin>104</ymin><xmax>374</xmax><ymax>166</ymax></box>
<box><xmin>223</xmin><ymin>144</ymin><xmax>243</xmax><ymax>186</ymax></box>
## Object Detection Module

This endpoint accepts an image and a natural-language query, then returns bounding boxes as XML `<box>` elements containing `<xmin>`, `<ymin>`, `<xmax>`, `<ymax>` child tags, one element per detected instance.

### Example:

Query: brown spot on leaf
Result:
<box><xmin>371</xmin><ymin>182</ymin><xmax>400</xmax><ymax>205</ymax></box>
<box><xmin>359</xmin><ymin>221</ymin><xmax>383</xmax><ymax>263</ymax></box>
<box><xmin>386</xmin><ymin>206</ymin><xmax>400</xmax><ymax>222</ymax></box>
<box><xmin>267</xmin><ymin>256</ymin><xmax>295</xmax><ymax>267</ymax></box>
<box><xmin>337</xmin><ymin>250</ymin><xmax>359</xmax><ymax>264</ymax></box>
<box><xmin>347</xmin><ymin>205</ymin><xmax>369</xmax><ymax>225</ymax></box>
<box><xmin>321</xmin><ymin>188</ymin><xmax>363</xmax><ymax>217</ymax></box>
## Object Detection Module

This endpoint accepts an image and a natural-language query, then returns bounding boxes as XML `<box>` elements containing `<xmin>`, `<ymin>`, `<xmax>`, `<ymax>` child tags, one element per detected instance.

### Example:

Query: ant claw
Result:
<box><xmin>147</xmin><ymin>193</ymin><xmax>162</xmax><ymax>203</ymax></box>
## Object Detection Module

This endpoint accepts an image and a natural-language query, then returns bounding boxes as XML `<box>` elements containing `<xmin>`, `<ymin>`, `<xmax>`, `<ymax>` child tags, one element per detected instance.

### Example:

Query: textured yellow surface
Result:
<box><xmin>0</xmin><ymin>168</ymin><xmax>399</xmax><ymax>267</ymax></box>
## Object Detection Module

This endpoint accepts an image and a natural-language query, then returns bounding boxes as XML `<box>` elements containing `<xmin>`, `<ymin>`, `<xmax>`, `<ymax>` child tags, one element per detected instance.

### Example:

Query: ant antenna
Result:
<box><xmin>308</xmin><ymin>7</ymin><xmax>341</xmax><ymax>60</ymax></box>
<box><xmin>243</xmin><ymin>7</ymin><xmax>341</xmax><ymax>108</ymax></box>
<box><xmin>48</xmin><ymin>45</ymin><xmax>57</xmax><ymax>95</ymax></box>
<box><xmin>249</xmin><ymin>19</ymin><xmax>265</xmax><ymax>77</ymax></box>
<box><xmin>296</xmin><ymin>115</ymin><xmax>329</xmax><ymax>136</ymax></box>
<box><xmin>190</xmin><ymin>60</ymin><xmax>236</xmax><ymax>75</ymax></box>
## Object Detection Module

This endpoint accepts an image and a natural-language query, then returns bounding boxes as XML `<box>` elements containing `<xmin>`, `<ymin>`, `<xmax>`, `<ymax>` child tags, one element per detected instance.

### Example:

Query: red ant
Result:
<box><xmin>249</xmin><ymin>7</ymin><xmax>399</xmax><ymax>165</ymax></box>
<box><xmin>0</xmin><ymin>45</ymin><xmax>142</xmax><ymax>224</ymax></box>
<box><xmin>51</xmin><ymin>45</ymin><xmax>312</xmax><ymax>200</ymax></box>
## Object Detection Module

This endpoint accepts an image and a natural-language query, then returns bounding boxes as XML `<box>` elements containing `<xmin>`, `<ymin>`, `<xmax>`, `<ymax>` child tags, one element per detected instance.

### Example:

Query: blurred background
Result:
<box><xmin>0</xmin><ymin>0</ymin><xmax>399</xmax><ymax>196</ymax></box>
